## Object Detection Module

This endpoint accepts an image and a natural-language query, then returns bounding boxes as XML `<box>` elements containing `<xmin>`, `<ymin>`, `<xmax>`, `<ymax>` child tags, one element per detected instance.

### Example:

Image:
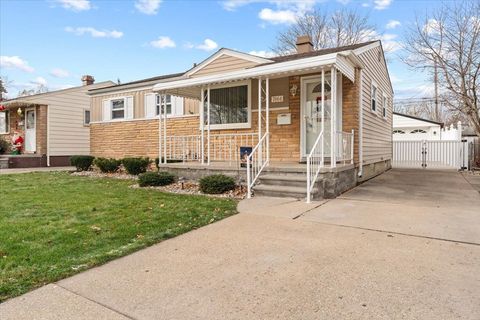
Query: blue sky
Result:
<box><xmin>0</xmin><ymin>0</ymin><xmax>444</xmax><ymax>99</ymax></box>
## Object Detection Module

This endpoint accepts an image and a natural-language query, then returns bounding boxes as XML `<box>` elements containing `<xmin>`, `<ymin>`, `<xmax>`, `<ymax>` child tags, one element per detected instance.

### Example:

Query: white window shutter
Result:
<box><xmin>174</xmin><ymin>96</ymin><xmax>184</xmax><ymax>116</ymax></box>
<box><xmin>126</xmin><ymin>96</ymin><xmax>134</xmax><ymax>119</ymax></box>
<box><xmin>144</xmin><ymin>93</ymin><xmax>156</xmax><ymax>118</ymax></box>
<box><xmin>102</xmin><ymin>100</ymin><xmax>111</xmax><ymax>121</ymax></box>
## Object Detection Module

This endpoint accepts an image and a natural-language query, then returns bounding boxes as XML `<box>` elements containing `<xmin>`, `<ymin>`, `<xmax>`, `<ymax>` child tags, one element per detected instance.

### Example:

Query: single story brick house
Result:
<box><xmin>0</xmin><ymin>76</ymin><xmax>114</xmax><ymax>168</ymax></box>
<box><xmin>88</xmin><ymin>37</ymin><xmax>393</xmax><ymax>201</ymax></box>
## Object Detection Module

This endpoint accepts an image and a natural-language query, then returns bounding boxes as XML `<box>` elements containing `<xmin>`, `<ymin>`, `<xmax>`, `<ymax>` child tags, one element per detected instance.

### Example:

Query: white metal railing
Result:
<box><xmin>306</xmin><ymin>130</ymin><xmax>325</xmax><ymax>203</ymax></box>
<box><xmin>247</xmin><ymin>132</ymin><xmax>270</xmax><ymax>198</ymax></box>
<box><xmin>209</xmin><ymin>133</ymin><xmax>257</xmax><ymax>163</ymax></box>
<box><xmin>335</xmin><ymin>130</ymin><xmax>355</xmax><ymax>164</ymax></box>
<box><xmin>164</xmin><ymin>133</ymin><xmax>257</xmax><ymax>163</ymax></box>
<box><xmin>165</xmin><ymin>135</ymin><xmax>201</xmax><ymax>162</ymax></box>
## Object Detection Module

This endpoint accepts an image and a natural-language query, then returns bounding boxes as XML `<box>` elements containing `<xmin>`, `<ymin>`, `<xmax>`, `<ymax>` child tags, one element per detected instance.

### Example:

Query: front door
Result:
<box><xmin>301</xmin><ymin>76</ymin><xmax>332</xmax><ymax>158</ymax></box>
<box><xmin>25</xmin><ymin>108</ymin><xmax>36</xmax><ymax>153</ymax></box>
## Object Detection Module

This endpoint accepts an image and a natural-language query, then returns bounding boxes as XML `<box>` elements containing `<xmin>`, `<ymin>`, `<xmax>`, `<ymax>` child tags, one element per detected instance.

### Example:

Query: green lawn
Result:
<box><xmin>0</xmin><ymin>172</ymin><xmax>237</xmax><ymax>302</ymax></box>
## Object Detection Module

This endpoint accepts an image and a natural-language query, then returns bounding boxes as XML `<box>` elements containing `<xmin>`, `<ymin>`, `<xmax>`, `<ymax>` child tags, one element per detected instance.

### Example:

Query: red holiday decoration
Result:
<box><xmin>0</xmin><ymin>105</ymin><xmax>5</xmax><ymax>111</ymax></box>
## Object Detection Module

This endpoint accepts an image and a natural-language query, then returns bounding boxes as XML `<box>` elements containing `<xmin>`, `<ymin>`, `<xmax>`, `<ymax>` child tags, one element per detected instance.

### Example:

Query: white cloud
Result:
<box><xmin>336</xmin><ymin>0</ymin><xmax>350</xmax><ymax>4</ymax></box>
<box><xmin>150</xmin><ymin>36</ymin><xmax>176</xmax><ymax>48</ymax></box>
<box><xmin>374</xmin><ymin>0</ymin><xmax>392</xmax><ymax>10</ymax></box>
<box><xmin>135</xmin><ymin>0</ymin><xmax>162</xmax><ymax>15</ymax></box>
<box><xmin>55</xmin><ymin>0</ymin><xmax>91</xmax><ymax>12</ymax></box>
<box><xmin>248</xmin><ymin>50</ymin><xmax>276</xmax><ymax>58</ymax></box>
<box><xmin>386</xmin><ymin>20</ymin><xmax>401</xmax><ymax>29</ymax></box>
<box><xmin>195</xmin><ymin>39</ymin><xmax>219</xmax><ymax>51</ymax></box>
<box><xmin>423</xmin><ymin>19</ymin><xmax>440</xmax><ymax>35</ymax></box>
<box><xmin>361</xmin><ymin>2</ymin><xmax>370</xmax><ymax>7</ymax></box>
<box><xmin>49</xmin><ymin>68</ymin><xmax>70</xmax><ymax>78</ymax></box>
<box><xmin>259</xmin><ymin>8</ymin><xmax>297</xmax><ymax>24</ymax></box>
<box><xmin>381</xmin><ymin>33</ymin><xmax>402</xmax><ymax>52</ymax></box>
<box><xmin>65</xmin><ymin>27</ymin><xmax>123</xmax><ymax>38</ymax></box>
<box><xmin>0</xmin><ymin>56</ymin><xmax>34</xmax><ymax>73</ymax></box>
<box><xmin>31</xmin><ymin>77</ymin><xmax>48</xmax><ymax>86</ymax></box>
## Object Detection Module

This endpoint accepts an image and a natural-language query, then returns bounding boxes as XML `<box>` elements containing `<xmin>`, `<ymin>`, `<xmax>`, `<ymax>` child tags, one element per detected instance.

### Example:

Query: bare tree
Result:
<box><xmin>273</xmin><ymin>8</ymin><xmax>376</xmax><ymax>54</ymax></box>
<box><xmin>402</xmin><ymin>1</ymin><xmax>480</xmax><ymax>137</ymax></box>
<box><xmin>0</xmin><ymin>77</ymin><xmax>7</xmax><ymax>101</ymax></box>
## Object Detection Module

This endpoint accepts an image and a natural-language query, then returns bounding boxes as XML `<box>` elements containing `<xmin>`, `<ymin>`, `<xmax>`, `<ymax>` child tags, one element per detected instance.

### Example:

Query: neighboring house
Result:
<box><xmin>393</xmin><ymin>112</ymin><xmax>462</xmax><ymax>141</ymax></box>
<box><xmin>89</xmin><ymin>37</ymin><xmax>393</xmax><ymax>201</ymax></box>
<box><xmin>0</xmin><ymin>76</ymin><xmax>114</xmax><ymax>168</ymax></box>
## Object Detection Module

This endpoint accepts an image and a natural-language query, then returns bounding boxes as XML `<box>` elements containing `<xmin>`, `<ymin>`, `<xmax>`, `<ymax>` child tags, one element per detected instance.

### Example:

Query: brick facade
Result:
<box><xmin>91</xmin><ymin>74</ymin><xmax>360</xmax><ymax>164</ymax></box>
<box><xmin>341</xmin><ymin>69</ymin><xmax>360</xmax><ymax>165</ymax></box>
<box><xmin>0</xmin><ymin>105</ymin><xmax>48</xmax><ymax>155</ymax></box>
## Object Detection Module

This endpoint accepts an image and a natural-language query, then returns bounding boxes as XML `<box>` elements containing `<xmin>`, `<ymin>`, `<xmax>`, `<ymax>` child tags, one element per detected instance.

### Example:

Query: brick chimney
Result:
<box><xmin>81</xmin><ymin>75</ymin><xmax>95</xmax><ymax>86</ymax></box>
<box><xmin>296</xmin><ymin>35</ymin><xmax>314</xmax><ymax>54</ymax></box>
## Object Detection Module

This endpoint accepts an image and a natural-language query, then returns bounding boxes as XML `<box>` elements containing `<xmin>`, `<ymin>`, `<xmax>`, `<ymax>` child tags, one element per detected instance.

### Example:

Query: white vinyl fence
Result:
<box><xmin>393</xmin><ymin>140</ymin><xmax>462</xmax><ymax>169</ymax></box>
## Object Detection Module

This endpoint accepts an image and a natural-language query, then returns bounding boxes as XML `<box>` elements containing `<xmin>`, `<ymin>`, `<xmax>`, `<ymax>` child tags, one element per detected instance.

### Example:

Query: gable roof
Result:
<box><xmin>184</xmin><ymin>48</ymin><xmax>273</xmax><ymax>77</ymax></box>
<box><xmin>2</xmin><ymin>81</ymin><xmax>115</xmax><ymax>105</ymax></box>
<box><xmin>393</xmin><ymin>112</ymin><xmax>444</xmax><ymax>126</ymax></box>
<box><xmin>264</xmin><ymin>40</ymin><xmax>378</xmax><ymax>65</ymax></box>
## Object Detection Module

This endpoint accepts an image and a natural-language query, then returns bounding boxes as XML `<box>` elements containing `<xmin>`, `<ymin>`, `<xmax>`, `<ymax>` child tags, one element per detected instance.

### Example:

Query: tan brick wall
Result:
<box><xmin>342</xmin><ymin>70</ymin><xmax>360</xmax><ymax>165</ymax></box>
<box><xmin>91</xmin><ymin>74</ymin><xmax>360</xmax><ymax>163</ymax></box>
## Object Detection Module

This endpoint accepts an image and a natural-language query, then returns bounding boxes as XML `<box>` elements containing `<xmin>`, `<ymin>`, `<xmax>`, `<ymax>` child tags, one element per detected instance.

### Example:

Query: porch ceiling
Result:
<box><xmin>153</xmin><ymin>51</ymin><xmax>359</xmax><ymax>99</ymax></box>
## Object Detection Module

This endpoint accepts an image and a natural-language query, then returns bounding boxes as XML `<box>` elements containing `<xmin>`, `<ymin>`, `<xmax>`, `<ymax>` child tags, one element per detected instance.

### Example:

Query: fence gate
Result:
<box><xmin>393</xmin><ymin>140</ymin><xmax>462</xmax><ymax>169</ymax></box>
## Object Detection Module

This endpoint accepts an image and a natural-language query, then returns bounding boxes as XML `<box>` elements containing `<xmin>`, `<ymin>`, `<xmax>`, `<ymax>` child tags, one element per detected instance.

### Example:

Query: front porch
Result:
<box><xmin>152</xmin><ymin>51</ymin><xmax>361</xmax><ymax>201</ymax></box>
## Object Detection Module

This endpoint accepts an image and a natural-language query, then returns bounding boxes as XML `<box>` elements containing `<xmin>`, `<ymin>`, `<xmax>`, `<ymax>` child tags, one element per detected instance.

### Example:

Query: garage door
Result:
<box><xmin>393</xmin><ymin>140</ymin><xmax>462</xmax><ymax>169</ymax></box>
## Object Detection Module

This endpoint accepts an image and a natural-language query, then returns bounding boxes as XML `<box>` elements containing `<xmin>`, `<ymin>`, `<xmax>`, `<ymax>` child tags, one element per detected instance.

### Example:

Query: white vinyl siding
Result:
<box><xmin>357</xmin><ymin>45</ymin><xmax>394</xmax><ymax>165</ymax></box>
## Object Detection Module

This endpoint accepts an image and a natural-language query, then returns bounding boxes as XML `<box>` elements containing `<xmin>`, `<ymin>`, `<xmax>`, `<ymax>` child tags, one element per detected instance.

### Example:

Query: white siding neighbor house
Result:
<box><xmin>0</xmin><ymin>76</ymin><xmax>114</xmax><ymax>168</ymax></box>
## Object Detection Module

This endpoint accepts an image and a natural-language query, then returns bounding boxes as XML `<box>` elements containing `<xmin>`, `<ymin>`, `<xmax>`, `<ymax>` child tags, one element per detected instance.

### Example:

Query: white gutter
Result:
<box><xmin>153</xmin><ymin>53</ymin><xmax>342</xmax><ymax>92</ymax></box>
<box><xmin>358</xmin><ymin>68</ymin><xmax>363</xmax><ymax>178</ymax></box>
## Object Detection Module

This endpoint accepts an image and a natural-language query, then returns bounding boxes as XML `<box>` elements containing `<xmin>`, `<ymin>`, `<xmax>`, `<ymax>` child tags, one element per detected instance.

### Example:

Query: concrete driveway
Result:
<box><xmin>1</xmin><ymin>169</ymin><xmax>479</xmax><ymax>319</ymax></box>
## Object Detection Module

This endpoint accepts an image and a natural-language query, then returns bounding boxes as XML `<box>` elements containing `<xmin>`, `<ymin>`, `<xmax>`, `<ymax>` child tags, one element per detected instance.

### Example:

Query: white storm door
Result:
<box><xmin>25</xmin><ymin>108</ymin><xmax>36</xmax><ymax>152</ymax></box>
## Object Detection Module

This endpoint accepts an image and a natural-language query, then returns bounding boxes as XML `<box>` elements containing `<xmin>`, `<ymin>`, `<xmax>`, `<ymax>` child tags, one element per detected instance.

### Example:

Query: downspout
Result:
<box><xmin>46</xmin><ymin>106</ymin><xmax>50</xmax><ymax>167</ymax></box>
<box><xmin>358</xmin><ymin>68</ymin><xmax>363</xmax><ymax>178</ymax></box>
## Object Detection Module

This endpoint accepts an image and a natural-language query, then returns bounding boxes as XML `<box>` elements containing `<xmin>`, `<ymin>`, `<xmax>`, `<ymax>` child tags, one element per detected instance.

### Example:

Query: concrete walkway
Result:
<box><xmin>1</xmin><ymin>169</ymin><xmax>479</xmax><ymax>319</ymax></box>
<box><xmin>0</xmin><ymin>166</ymin><xmax>75</xmax><ymax>175</ymax></box>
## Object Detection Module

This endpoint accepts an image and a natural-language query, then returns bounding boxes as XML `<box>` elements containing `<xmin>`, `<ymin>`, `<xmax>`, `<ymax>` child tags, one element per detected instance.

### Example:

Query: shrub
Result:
<box><xmin>138</xmin><ymin>171</ymin><xmax>176</xmax><ymax>187</ymax></box>
<box><xmin>122</xmin><ymin>157</ymin><xmax>150</xmax><ymax>175</ymax></box>
<box><xmin>0</xmin><ymin>137</ymin><xmax>10</xmax><ymax>155</ymax></box>
<box><xmin>199</xmin><ymin>174</ymin><xmax>236</xmax><ymax>194</ymax></box>
<box><xmin>70</xmin><ymin>155</ymin><xmax>94</xmax><ymax>171</ymax></box>
<box><xmin>94</xmin><ymin>158</ymin><xmax>121</xmax><ymax>173</ymax></box>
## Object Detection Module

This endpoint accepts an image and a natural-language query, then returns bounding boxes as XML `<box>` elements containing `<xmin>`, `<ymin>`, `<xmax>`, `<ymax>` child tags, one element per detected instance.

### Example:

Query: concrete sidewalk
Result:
<box><xmin>0</xmin><ymin>166</ymin><xmax>75</xmax><ymax>175</ymax></box>
<box><xmin>1</xmin><ymin>169</ymin><xmax>479</xmax><ymax>319</ymax></box>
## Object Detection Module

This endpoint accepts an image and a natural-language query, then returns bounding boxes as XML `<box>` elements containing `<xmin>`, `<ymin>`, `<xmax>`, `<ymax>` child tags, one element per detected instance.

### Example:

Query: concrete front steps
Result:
<box><xmin>252</xmin><ymin>164</ymin><xmax>357</xmax><ymax>200</ymax></box>
<box><xmin>253</xmin><ymin>173</ymin><xmax>321</xmax><ymax>200</ymax></box>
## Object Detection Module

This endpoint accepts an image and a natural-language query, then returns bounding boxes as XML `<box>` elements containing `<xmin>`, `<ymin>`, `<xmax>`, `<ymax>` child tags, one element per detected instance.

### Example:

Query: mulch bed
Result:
<box><xmin>71</xmin><ymin>170</ymin><xmax>246</xmax><ymax>199</ymax></box>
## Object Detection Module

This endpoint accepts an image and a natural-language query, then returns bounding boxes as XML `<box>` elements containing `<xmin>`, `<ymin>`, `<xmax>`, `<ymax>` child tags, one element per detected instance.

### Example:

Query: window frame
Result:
<box><xmin>155</xmin><ymin>94</ymin><xmax>173</xmax><ymax>116</ymax></box>
<box><xmin>83</xmin><ymin>109</ymin><xmax>91</xmax><ymax>126</ymax></box>
<box><xmin>0</xmin><ymin>110</ymin><xmax>9</xmax><ymax>134</ymax></box>
<box><xmin>371</xmin><ymin>81</ymin><xmax>377</xmax><ymax>113</ymax></box>
<box><xmin>393</xmin><ymin>130</ymin><xmax>405</xmax><ymax>134</ymax></box>
<box><xmin>110</xmin><ymin>97</ymin><xmax>126</xmax><ymax>120</ymax></box>
<box><xmin>200</xmin><ymin>80</ymin><xmax>251</xmax><ymax>130</ymax></box>
<box><xmin>410</xmin><ymin>129</ymin><xmax>427</xmax><ymax>134</ymax></box>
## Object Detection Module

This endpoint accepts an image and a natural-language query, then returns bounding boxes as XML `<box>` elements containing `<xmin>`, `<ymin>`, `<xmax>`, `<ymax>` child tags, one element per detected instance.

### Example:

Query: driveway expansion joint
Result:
<box><xmin>54</xmin><ymin>283</ymin><xmax>138</xmax><ymax>320</ymax></box>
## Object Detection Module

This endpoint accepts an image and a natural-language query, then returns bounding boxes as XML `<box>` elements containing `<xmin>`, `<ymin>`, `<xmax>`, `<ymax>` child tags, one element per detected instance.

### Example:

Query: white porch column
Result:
<box><xmin>163</xmin><ymin>93</ymin><xmax>167</xmax><ymax>164</ymax></box>
<box><xmin>160</xmin><ymin>93</ymin><xmax>163</xmax><ymax>164</ymax></box>
<box><xmin>207</xmin><ymin>85</ymin><xmax>211</xmax><ymax>165</ymax></box>
<box><xmin>330</xmin><ymin>67</ymin><xmax>337</xmax><ymax>167</ymax></box>
<box><xmin>321</xmin><ymin>68</ymin><xmax>325</xmax><ymax>165</ymax></box>
<box><xmin>258</xmin><ymin>77</ymin><xmax>262</xmax><ymax>141</ymax></box>
<box><xmin>266</xmin><ymin>77</ymin><xmax>270</xmax><ymax>163</ymax></box>
<box><xmin>200</xmin><ymin>87</ymin><xmax>205</xmax><ymax>164</ymax></box>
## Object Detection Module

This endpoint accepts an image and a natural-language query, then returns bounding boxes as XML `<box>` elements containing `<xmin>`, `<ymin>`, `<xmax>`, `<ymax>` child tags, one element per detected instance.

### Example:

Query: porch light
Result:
<box><xmin>17</xmin><ymin>108</ymin><xmax>22</xmax><ymax>116</ymax></box>
<box><xmin>290</xmin><ymin>84</ymin><xmax>298</xmax><ymax>97</ymax></box>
